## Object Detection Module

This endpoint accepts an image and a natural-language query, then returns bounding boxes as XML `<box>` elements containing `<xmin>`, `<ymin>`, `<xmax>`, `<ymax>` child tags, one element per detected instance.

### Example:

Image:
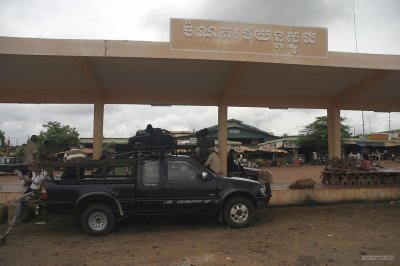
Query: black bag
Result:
<box><xmin>128</xmin><ymin>124</ymin><xmax>176</xmax><ymax>150</ymax></box>
<box><xmin>195</xmin><ymin>128</ymin><xmax>210</xmax><ymax>139</ymax></box>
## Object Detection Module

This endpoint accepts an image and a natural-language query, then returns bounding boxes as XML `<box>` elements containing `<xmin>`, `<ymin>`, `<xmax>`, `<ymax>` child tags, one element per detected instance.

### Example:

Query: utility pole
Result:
<box><xmin>362</xmin><ymin>111</ymin><xmax>365</xmax><ymax>134</ymax></box>
<box><xmin>119</xmin><ymin>120</ymin><xmax>128</xmax><ymax>138</ymax></box>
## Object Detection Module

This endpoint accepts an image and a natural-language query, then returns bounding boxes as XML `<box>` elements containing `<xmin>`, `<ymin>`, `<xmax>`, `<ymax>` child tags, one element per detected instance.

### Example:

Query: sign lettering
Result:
<box><xmin>171</xmin><ymin>18</ymin><xmax>328</xmax><ymax>58</ymax></box>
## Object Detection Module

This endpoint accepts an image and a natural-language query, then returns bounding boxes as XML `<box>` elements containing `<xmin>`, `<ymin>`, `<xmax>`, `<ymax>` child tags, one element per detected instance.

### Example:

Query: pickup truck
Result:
<box><xmin>0</xmin><ymin>156</ymin><xmax>28</xmax><ymax>174</ymax></box>
<box><xmin>41</xmin><ymin>155</ymin><xmax>272</xmax><ymax>236</ymax></box>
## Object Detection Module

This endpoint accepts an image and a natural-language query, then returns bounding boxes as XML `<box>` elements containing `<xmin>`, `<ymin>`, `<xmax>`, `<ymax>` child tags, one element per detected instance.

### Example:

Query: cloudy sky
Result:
<box><xmin>1</xmin><ymin>0</ymin><xmax>399</xmax><ymax>145</ymax></box>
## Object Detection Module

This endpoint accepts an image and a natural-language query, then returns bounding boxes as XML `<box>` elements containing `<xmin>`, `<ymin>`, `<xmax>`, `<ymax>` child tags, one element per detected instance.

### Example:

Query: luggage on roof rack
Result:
<box><xmin>128</xmin><ymin>124</ymin><xmax>177</xmax><ymax>153</ymax></box>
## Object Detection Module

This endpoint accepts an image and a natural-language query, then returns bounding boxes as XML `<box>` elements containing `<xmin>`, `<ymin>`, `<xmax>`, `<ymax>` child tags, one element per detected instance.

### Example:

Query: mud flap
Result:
<box><xmin>218</xmin><ymin>211</ymin><xmax>223</xmax><ymax>223</ymax></box>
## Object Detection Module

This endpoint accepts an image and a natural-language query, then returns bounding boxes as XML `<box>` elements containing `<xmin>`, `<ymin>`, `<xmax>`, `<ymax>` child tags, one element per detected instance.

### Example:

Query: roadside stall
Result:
<box><xmin>235</xmin><ymin>146</ymin><xmax>289</xmax><ymax>168</ymax></box>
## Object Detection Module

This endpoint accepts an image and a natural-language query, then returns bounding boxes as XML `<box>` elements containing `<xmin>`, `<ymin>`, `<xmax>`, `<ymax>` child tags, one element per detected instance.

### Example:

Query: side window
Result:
<box><xmin>81</xmin><ymin>163</ymin><xmax>133</xmax><ymax>180</ymax></box>
<box><xmin>106</xmin><ymin>165</ymin><xmax>132</xmax><ymax>179</ymax></box>
<box><xmin>168</xmin><ymin>161</ymin><xmax>201</xmax><ymax>181</ymax></box>
<box><xmin>142</xmin><ymin>160</ymin><xmax>160</xmax><ymax>184</ymax></box>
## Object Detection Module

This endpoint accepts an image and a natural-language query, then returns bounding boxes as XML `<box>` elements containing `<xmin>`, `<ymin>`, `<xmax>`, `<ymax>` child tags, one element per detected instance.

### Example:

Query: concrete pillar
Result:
<box><xmin>92</xmin><ymin>102</ymin><xmax>104</xmax><ymax>160</ymax></box>
<box><xmin>218</xmin><ymin>105</ymin><xmax>228</xmax><ymax>175</ymax></box>
<box><xmin>327</xmin><ymin>107</ymin><xmax>341</xmax><ymax>159</ymax></box>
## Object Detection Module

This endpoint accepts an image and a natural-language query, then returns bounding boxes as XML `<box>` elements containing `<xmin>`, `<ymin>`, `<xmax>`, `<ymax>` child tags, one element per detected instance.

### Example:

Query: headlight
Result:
<box><xmin>259</xmin><ymin>184</ymin><xmax>266</xmax><ymax>196</ymax></box>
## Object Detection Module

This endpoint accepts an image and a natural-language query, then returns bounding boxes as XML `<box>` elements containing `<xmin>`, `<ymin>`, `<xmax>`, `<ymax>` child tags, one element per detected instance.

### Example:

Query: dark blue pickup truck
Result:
<box><xmin>42</xmin><ymin>155</ymin><xmax>271</xmax><ymax>236</ymax></box>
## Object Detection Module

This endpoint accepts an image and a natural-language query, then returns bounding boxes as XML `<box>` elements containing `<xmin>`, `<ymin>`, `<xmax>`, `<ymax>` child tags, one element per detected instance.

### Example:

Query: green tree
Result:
<box><xmin>38</xmin><ymin>121</ymin><xmax>80</xmax><ymax>154</ymax></box>
<box><xmin>0</xmin><ymin>129</ymin><xmax>5</xmax><ymax>147</ymax></box>
<box><xmin>15</xmin><ymin>145</ymin><xmax>25</xmax><ymax>160</ymax></box>
<box><xmin>297</xmin><ymin>116</ymin><xmax>351</xmax><ymax>153</ymax></box>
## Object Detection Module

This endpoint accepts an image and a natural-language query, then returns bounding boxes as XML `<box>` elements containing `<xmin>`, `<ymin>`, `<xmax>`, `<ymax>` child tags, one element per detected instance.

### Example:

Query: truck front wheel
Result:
<box><xmin>223</xmin><ymin>197</ymin><xmax>255</xmax><ymax>229</ymax></box>
<box><xmin>81</xmin><ymin>204</ymin><xmax>115</xmax><ymax>236</ymax></box>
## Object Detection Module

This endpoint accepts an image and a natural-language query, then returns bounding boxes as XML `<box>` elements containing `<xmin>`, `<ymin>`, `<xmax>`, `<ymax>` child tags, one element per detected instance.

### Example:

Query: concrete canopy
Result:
<box><xmin>1</xmin><ymin>36</ymin><xmax>400</xmax><ymax>173</ymax></box>
<box><xmin>1</xmin><ymin>36</ymin><xmax>400</xmax><ymax>111</ymax></box>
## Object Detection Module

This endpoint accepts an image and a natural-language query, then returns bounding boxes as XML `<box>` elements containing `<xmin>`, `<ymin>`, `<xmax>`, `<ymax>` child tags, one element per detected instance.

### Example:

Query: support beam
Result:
<box><xmin>75</xmin><ymin>57</ymin><xmax>105</xmax><ymax>160</ymax></box>
<box><xmin>219</xmin><ymin>62</ymin><xmax>248</xmax><ymax>105</ymax></box>
<box><xmin>93</xmin><ymin>102</ymin><xmax>104</xmax><ymax>160</ymax></box>
<box><xmin>218</xmin><ymin>105</ymin><xmax>228</xmax><ymax>175</ymax></box>
<box><xmin>327</xmin><ymin>107</ymin><xmax>341</xmax><ymax>159</ymax></box>
<box><xmin>333</xmin><ymin>70</ymin><xmax>391</xmax><ymax>105</ymax></box>
<box><xmin>73</xmin><ymin>57</ymin><xmax>103</xmax><ymax>100</ymax></box>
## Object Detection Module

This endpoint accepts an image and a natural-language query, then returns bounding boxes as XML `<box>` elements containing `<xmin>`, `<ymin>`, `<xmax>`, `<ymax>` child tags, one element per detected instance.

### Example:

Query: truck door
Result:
<box><xmin>135</xmin><ymin>158</ymin><xmax>164</xmax><ymax>213</ymax></box>
<box><xmin>163</xmin><ymin>158</ymin><xmax>218</xmax><ymax>212</ymax></box>
<box><xmin>103</xmin><ymin>162</ymin><xmax>136</xmax><ymax>214</ymax></box>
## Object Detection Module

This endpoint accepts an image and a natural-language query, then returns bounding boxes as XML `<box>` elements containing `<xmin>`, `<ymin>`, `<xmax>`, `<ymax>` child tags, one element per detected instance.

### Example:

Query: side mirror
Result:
<box><xmin>197</xmin><ymin>171</ymin><xmax>208</xmax><ymax>181</ymax></box>
<box><xmin>202</xmin><ymin>172</ymin><xmax>208</xmax><ymax>181</ymax></box>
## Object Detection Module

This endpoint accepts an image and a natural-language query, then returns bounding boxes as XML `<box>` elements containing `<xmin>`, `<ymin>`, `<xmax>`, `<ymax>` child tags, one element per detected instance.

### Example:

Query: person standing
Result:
<box><xmin>24</xmin><ymin>135</ymin><xmax>38</xmax><ymax>164</ymax></box>
<box><xmin>227</xmin><ymin>149</ymin><xmax>237</xmax><ymax>172</ymax></box>
<box><xmin>312</xmin><ymin>152</ymin><xmax>318</xmax><ymax>165</ymax></box>
<box><xmin>61</xmin><ymin>142</ymin><xmax>86</xmax><ymax>179</ymax></box>
<box><xmin>204</xmin><ymin>147</ymin><xmax>221</xmax><ymax>174</ymax></box>
<box><xmin>38</xmin><ymin>139</ymin><xmax>57</xmax><ymax>177</ymax></box>
<box><xmin>63</xmin><ymin>143</ymin><xmax>86</xmax><ymax>162</ymax></box>
<box><xmin>356</xmin><ymin>152</ymin><xmax>361</xmax><ymax>163</ymax></box>
<box><xmin>23</xmin><ymin>135</ymin><xmax>38</xmax><ymax>185</ymax></box>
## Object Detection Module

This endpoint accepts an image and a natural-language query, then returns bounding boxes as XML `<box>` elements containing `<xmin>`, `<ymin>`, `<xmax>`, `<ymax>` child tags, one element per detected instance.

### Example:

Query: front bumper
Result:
<box><xmin>256</xmin><ymin>194</ymin><xmax>271</xmax><ymax>209</ymax></box>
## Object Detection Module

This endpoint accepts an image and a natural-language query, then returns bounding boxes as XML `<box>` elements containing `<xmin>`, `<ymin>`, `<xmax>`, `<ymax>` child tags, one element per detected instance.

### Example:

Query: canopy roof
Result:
<box><xmin>1</xmin><ymin>36</ymin><xmax>400</xmax><ymax>111</ymax></box>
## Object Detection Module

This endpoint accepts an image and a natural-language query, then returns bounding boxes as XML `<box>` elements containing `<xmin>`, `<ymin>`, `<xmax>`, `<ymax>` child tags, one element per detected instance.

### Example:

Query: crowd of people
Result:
<box><xmin>345</xmin><ymin>151</ymin><xmax>397</xmax><ymax>172</ymax></box>
<box><xmin>348</xmin><ymin>151</ymin><xmax>398</xmax><ymax>163</ymax></box>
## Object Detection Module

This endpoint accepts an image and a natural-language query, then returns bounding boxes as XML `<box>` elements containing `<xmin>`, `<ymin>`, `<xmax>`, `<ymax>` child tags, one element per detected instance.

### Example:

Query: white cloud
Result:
<box><xmin>0</xmin><ymin>0</ymin><xmax>399</xmax><ymax>145</ymax></box>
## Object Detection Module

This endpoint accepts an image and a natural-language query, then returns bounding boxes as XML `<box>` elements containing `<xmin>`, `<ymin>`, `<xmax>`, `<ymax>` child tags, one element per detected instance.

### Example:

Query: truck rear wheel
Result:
<box><xmin>81</xmin><ymin>204</ymin><xmax>115</xmax><ymax>236</ymax></box>
<box><xmin>223</xmin><ymin>197</ymin><xmax>255</xmax><ymax>229</ymax></box>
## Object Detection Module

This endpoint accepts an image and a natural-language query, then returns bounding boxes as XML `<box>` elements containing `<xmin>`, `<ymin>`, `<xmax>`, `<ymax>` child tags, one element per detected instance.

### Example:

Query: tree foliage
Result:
<box><xmin>38</xmin><ymin>121</ymin><xmax>80</xmax><ymax>154</ymax></box>
<box><xmin>297</xmin><ymin>116</ymin><xmax>351</xmax><ymax>153</ymax></box>
<box><xmin>0</xmin><ymin>129</ymin><xmax>5</xmax><ymax>147</ymax></box>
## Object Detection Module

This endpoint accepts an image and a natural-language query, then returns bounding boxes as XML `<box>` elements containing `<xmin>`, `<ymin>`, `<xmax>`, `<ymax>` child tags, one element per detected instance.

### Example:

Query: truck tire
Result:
<box><xmin>81</xmin><ymin>204</ymin><xmax>115</xmax><ymax>236</ymax></box>
<box><xmin>223</xmin><ymin>197</ymin><xmax>255</xmax><ymax>229</ymax></box>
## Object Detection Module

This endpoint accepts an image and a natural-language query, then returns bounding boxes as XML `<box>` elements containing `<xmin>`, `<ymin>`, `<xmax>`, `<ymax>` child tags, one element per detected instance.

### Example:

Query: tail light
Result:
<box><xmin>40</xmin><ymin>186</ymin><xmax>48</xmax><ymax>201</ymax></box>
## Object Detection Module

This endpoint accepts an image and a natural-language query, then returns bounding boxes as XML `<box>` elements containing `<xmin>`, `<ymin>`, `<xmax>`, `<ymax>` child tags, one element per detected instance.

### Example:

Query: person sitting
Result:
<box><xmin>361</xmin><ymin>153</ymin><xmax>374</xmax><ymax>171</ymax></box>
<box><xmin>13</xmin><ymin>161</ymin><xmax>45</xmax><ymax>225</ymax></box>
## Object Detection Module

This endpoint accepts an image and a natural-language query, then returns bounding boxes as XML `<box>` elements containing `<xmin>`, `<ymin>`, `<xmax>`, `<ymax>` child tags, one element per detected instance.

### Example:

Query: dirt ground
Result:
<box><xmin>1</xmin><ymin>162</ymin><xmax>400</xmax><ymax>265</ymax></box>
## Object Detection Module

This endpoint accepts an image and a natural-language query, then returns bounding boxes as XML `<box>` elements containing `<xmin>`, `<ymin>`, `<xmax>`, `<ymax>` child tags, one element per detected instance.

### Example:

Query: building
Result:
<box><xmin>207</xmin><ymin>119</ymin><xmax>277</xmax><ymax>147</ymax></box>
<box><xmin>343</xmin><ymin>132</ymin><xmax>400</xmax><ymax>158</ymax></box>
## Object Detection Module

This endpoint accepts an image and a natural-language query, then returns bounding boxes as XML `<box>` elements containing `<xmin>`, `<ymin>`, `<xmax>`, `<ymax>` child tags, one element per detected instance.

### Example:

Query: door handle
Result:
<box><xmin>144</xmin><ymin>183</ymin><xmax>158</xmax><ymax>188</ymax></box>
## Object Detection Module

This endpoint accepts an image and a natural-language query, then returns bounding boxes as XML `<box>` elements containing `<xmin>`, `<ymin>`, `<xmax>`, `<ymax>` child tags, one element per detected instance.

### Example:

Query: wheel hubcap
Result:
<box><xmin>88</xmin><ymin>211</ymin><xmax>107</xmax><ymax>231</ymax></box>
<box><xmin>230</xmin><ymin>203</ymin><xmax>249</xmax><ymax>223</ymax></box>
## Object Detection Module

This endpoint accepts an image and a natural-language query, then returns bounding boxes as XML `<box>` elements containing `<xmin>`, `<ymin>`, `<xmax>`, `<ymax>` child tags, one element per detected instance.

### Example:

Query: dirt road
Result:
<box><xmin>1</xmin><ymin>163</ymin><xmax>400</xmax><ymax>265</ymax></box>
<box><xmin>1</xmin><ymin>202</ymin><xmax>399</xmax><ymax>265</ymax></box>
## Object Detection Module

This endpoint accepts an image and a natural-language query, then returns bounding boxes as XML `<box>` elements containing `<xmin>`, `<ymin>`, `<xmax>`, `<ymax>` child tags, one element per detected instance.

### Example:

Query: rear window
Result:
<box><xmin>54</xmin><ymin>161</ymin><xmax>135</xmax><ymax>180</ymax></box>
<box><xmin>83</xmin><ymin>164</ymin><xmax>134</xmax><ymax>180</ymax></box>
